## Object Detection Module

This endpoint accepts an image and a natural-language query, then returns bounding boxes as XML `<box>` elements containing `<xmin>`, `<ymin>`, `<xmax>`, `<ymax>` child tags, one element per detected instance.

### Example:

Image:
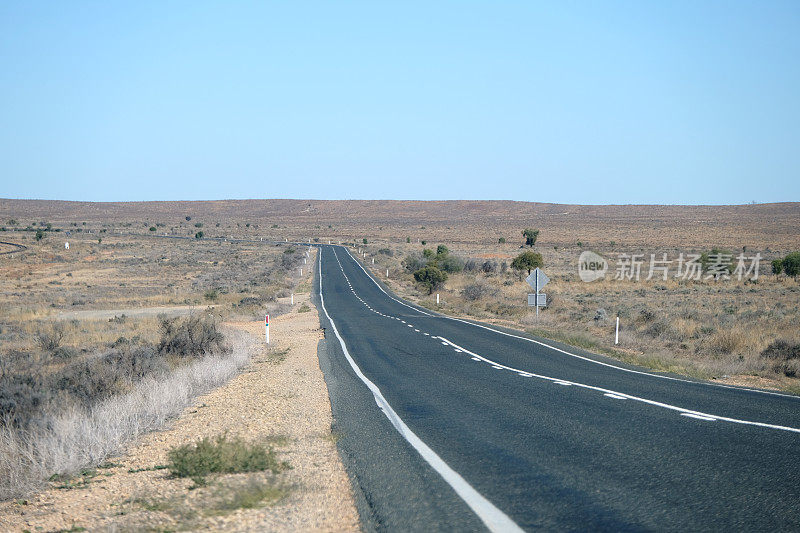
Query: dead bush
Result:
<box><xmin>158</xmin><ymin>315</ymin><xmax>229</xmax><ymax>357</ymax></box>
<box><xmin>35</xmin><ymin>323</ymin><xmax>64</xmax><ymax>352</ymax></box>
<box><xmin>462</xmin><ymin>282</ymin><xmax>493</xmax><ymax>301</ymax></box>
<box><xmin>761</xmin><ymin>339</ymin><xmax>800</xmax><ymax>377</ymax></box>
<box><xmin>706</xmin><ymin>329</ymin><xmax>747</xmax><ymax>355</ymax></box>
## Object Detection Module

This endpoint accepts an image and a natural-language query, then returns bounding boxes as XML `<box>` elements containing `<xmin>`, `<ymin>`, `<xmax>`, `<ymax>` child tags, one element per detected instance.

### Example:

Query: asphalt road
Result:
<box><xmin>313</xmin><ymin>244</ymin><xmax>800</xmax><ymax>532</ymax></box>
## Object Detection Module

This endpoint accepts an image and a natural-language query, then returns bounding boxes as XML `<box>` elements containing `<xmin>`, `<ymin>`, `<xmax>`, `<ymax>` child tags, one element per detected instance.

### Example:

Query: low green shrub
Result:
<box><xmin>167</xmin><ymin>434</ymin><xmax>287</xmax><ymax>484</ymax></box>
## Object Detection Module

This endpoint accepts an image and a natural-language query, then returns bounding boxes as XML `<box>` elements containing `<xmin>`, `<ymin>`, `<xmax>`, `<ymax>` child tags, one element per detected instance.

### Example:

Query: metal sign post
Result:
<box><xmin>525</xmin><ymin>268</ymin><xmax>550</xmax><ymax>315</ymax></box>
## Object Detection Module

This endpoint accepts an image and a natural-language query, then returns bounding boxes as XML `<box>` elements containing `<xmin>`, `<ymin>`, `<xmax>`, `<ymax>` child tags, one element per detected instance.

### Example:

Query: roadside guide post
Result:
<box><xmin>615</xmin><ymin>315</ymin><xmax>620</xmax><ymax>345</ymax></box>
<box><xmin>265</xmin><ymin>315</ymin><xmax>270</xmax><ymax>344</ymax></box>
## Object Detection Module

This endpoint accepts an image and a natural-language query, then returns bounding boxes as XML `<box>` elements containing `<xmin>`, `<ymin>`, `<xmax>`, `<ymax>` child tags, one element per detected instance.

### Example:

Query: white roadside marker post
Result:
<box><xmin>265</xmin><ymin>314</ymin><xmax>270</xmax><ymax>344</ymax></box>
<box><xmin>386</xmin><ymin>269</ymin><xmax>389</xmax><ymax>278</ymax></box>
<box><xmin>291</xmin><ymin>293</ymin><xmax>294</xmax><ymax>305</ymax></box>
<box><xmin>615</xmin><ymin>316</ymin><xmax>620</xmax><ymax>345</ymax></box>
<box><xmin>300</xmin><ymin>268</ymin><xmax>303</xmax><ymax>276</ymax></box>
<box><xmin>436</xmin><ymin>293</ymin><xmax>439</xmax><ymax>305</ymax></box>
<box><xmin>372</xmin><ymin>257</ymin><xmax>374</xmax><ymax>264</ymax></box>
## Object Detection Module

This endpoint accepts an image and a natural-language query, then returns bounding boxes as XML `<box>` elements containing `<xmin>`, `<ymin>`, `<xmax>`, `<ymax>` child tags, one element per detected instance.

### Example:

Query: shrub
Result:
<box><xmin>195</xmin><ymin>231</ymin><xmax>204</xmax><ymax>239</ymax></box>
<box><xmin>195</xmin><ymin>222</ymin><xmax>203</xmax><ymax>228</ymax></box>
<box><xmin>699</xmin><ymin>248</ymin><xmax>733</xmax><ymax>274</ymax></box>
<box><xmin>406</xmin><ymin>237</ymin><xmax>411</xmax><ymax>243</ymax></box>
<box><xmin>783</xmin><ymin>252</ymin><xmax>800</xmax><ymax>277</ymax></box>
<box><xmin>378</xmin><ymin>248</ymin><xmax>393</xmax><ymax>256</ymax></box>
<box><xmin>761</xmin><ymin>339</ymin><xmax>800</xmax><ymax>377</ymax></box>
<box><xmin>498</xmin><ymin>237</ymin><xmax>506</xmax><ymax>244</ymax></box>
<box><xmin>280</xmin><ymin>251</ymin><xmax>300</xmax><ymax>269</ymax></box>
<box><xmin>481</xmin><ymin>260</ymin><xmax>498</xmax><ymax>273</ymax></box>
<box><xmin>462</xmin><ymin>283</ymin><xmax>493</xmax><ymax>301</ymax></box>
<box><xmin>35</xmin><ymin>323</ymin><xmax>65</xmax><ymax>352</ymax></box>
<box><xmin>511</xmin><ymin>251</ymin><xmax>543</xmax><ymax>274</ymax></box>
<box><xmin>35</xmin><ymin>229</ymin><xmax>44</xmax><ymax>242</ymax></box>
<box><xmin>772</xmin><ymin>259</ymin><xmax>783</xmax><ymax>275</ymax></box>
<box><xmin>522</xmin><ymin>228</ymin><xmax>539</xmax><ymax>247</ymax></box>
<box><xmin>436</xmin><ymin>244</ymin><xmax>449</xmax><ymax>257</ymax></box>
<box><xmin>167</xmin><ymin>434</ymin><xmax>286</xmax><ymax>483</ymax></box>
<box><xmin>438</xmin><ymin>255</ymin><xmax>464</xmax><ymax>273</ymax></box>
<box><xmin>149</xmin><ymin>226</ymin><xmax>156</xmax><ymax>232</ymax></box>
<box><xmin>402</xmin><ymin>254</ymin><xmax>424</xmax><ymax>273</ymax></box>
<box><xmin>204</xmin><ymin>289</ymin><xmax>219</xmax><ymax>301</ymax></box>
<box><xmin>362</xmin><ymin>238</ymin><xmax>368</xmax><ymax>245</ymax></box>
<box><xmin>413</xmin><ymin>265</ymin><xmax>447</xmax><ymax>294</ymax></box>
<box><xmin>158</xmin><ymin>315</ymin><xmax>229</xmax><ymax>357</ymax></box>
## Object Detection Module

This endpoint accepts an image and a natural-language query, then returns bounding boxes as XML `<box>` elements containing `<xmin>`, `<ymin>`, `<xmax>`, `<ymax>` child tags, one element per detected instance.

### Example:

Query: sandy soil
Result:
<box><xmin>54</xmin><ymin>305</ymin><xmax>217</xmax><ymax>321</ymax></box>
<box><xmin>0</xmin><ymin>291</ymin><xmax>360</xmax><ymax>532</ymax></box>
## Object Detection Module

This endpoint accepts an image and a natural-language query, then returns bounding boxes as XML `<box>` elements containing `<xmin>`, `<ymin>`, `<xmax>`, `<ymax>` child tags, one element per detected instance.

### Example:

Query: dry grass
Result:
<box><xmin>0</xmin><ymin>329</ymin><xmax>253</xmax><ymax>499</ymax></box>
<box><xmin>358</xmin><ymin>239</ymin><xmax>800</xmax><ymax>391</ymax></box>
<box><xmin>0</xmin><ymin>223</ymin><xmax>309</xmax><ymax>500</ymax></box>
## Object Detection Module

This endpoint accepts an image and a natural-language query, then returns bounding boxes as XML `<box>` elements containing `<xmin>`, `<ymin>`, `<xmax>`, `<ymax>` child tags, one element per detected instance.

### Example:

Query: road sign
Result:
<box><xmin>528</xmin><ymin>294</ymin><xmax>547</xmax><ymax>307</ymax></box>
<box><xmin>265</xmin><ymin>314</ymin><xmax>270</xmax><ymax>344</ymax></box>
<box><xmin>525</xmin><ymin>268</ymin><xmax>549</xmax><ymax>290</ymax></box>
<box><xmin>525</xmin><ymin>268</ymin><xmax>549</xmax><ymax>316</ymax></box>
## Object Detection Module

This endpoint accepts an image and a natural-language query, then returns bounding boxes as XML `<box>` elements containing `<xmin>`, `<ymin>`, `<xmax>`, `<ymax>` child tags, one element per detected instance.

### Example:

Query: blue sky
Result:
<box><xmin>1</xmin><ymin>1</ymin><xmax>798</xmax><ymax>204</ymax></box>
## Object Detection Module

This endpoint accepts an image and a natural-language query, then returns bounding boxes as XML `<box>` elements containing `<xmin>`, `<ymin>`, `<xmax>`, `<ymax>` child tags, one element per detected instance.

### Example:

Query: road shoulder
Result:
<box><xmin>0</xmin><ymin>292</ymin><xmax>359</xmax><ymax>532</ymax></box>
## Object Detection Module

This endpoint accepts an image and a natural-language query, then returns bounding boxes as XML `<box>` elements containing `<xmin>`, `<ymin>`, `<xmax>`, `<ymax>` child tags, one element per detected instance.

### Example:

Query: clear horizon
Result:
<box><xmin>2</xmin><ymin>2</ymin><xmax>799</xmax><ymax>205</ymax></box>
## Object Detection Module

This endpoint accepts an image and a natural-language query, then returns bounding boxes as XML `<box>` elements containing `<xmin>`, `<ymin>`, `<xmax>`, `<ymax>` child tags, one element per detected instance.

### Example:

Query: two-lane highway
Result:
<box><xmin>313</xmin><ymin>244</ymin><xmax>800</xmax><ymax>531</ymax></box>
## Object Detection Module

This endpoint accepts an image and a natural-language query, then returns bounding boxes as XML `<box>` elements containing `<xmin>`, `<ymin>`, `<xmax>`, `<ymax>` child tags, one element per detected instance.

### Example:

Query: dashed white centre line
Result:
<box><xmin>681</xmin><ymin>413</ymin><xmax>717</xmax><ymax>421</ymax></box>
<box><xmin>604</xmin><ymin>393</ymin><xmax>628</xmax><ymax>400</ymax></box>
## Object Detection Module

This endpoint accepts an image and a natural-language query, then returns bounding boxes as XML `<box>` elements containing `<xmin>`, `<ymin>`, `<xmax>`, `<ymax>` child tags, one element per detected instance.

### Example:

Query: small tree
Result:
<box><xmin>436</xmin><ymin>244</ymin><xmax>449</xmax><ymax>257</ymax></box>
<box><xmin>772</xmin><ymin>259</ymin><xmax>783</xmax><ymax>275</ymax></box>
<box><xmin>413</xmin><ymin>265</ymin><xmax>447</xmax><ymax>294</ymax></box>
<box><xmin>35</xmin><ymin>229</ymin><xmax>45</xmax><ymax>241</ymax></box>
<box><xmin>186</xmin><ymin>216</ymin><xmax>191</xmax><ymax>221</ymax></box>
<box><xmin>363</xmin><ymin>238</ymin><xmax>368</xmax><ymax>245</ymax></box>
<box><xmin>406</xmin><ymin>236</ymin><xmax>411</xmax><ymax>243</ymax></box>
<box><xmin>149</xmin><ymin>226</ymin><xmax>157</xmax><ymax>232</ymax></box>
<box><xmin>195</xmin><ymin>231</ymin><xmax>204</xmax><ymax>239</ymax></box>
<box><xmin>522</xmin><ymin>228</ymin><xmax>539</xmax><ymax>247</ymax></box>
<box><xmin>783</xmin><ymin>252</ymin><xmax>800</xmax><ymax>278</ymax></box>
<box><xmin>498</xmin><ymin>237</ymin><xmax>506</xmax><ymax>244</ymax></box>
<box><xmin>511</xmin><ymin>251</ymin><xmax>543</xmax><ymax>274</ymax></box>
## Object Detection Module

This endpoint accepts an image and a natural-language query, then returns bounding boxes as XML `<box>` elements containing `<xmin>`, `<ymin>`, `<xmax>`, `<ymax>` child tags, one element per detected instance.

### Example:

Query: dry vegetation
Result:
<box><xmin>0</xmin><ymin>197</ymin><xmax>798</xmax><ymax>499</ymax></box>
<box><xmin>360</xmin><ymin>239</ymin><xmax>800</xmax><ymax>392</ymax></box>
<box><xmin>0</xmin><ymin>217</ymin><xmax>310</xmax><ymax>499</ymax></box>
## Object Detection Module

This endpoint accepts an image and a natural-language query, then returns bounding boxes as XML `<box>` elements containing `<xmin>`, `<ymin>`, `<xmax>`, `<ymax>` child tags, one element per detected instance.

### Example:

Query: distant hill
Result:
<box><xmin>1</xmin><ymin>199</ymin><xmax>798</xmax><ymax>249</ymax></box>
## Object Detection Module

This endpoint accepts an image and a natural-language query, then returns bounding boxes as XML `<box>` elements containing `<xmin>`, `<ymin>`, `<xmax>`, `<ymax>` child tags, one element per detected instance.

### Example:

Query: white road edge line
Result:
<box><xmin>341</xmin><ymin>246</ymin><xmax>798</xmax><ymax>400</ymax></box>
<box><xmin>438</xmin><ymin>336</ymin><xmax>800</xmax><ymax>434</ymax></box>
<box><xmin>320</xmin><ymin>249</ymin><xmax>524</xmax><ymax>532</ymax></box>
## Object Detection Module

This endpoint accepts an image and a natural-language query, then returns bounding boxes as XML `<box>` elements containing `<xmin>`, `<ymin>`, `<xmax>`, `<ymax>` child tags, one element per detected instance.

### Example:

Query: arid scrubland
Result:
<box><xmin>0</xmin><ymin>198</ymin><xmax>798</xmax><ymax>499</ymax></box>
<box><xmin>0</xmin><ymin>224</ymin><xmax>309</xmax><ymax>499</ymax></box>
<box><xmin>361</xmin><ymin>240</ymin><xmax>800</xmax><ymax>392</ymax></box>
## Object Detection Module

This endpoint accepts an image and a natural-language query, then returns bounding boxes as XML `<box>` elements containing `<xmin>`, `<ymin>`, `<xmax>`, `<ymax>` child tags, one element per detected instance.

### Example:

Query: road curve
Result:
<box><xmin>313</xmin><ymin>244</ymin><xmax>800</xmax><ymax>531</ymax></box>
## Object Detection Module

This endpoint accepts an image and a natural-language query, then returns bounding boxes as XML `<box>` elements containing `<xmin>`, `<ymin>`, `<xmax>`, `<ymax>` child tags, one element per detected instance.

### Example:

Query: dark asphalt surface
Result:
<box><xmin>313</xmin><ymin>244</ymin><xmax>800</xmax><ymax>532</ymax></box>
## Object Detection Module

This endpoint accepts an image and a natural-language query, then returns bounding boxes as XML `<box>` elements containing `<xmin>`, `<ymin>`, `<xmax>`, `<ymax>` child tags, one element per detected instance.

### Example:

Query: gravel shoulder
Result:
<box><xmin>0</xmin><ymin>290</ymin><xmax>360</xmax><ymax>532</ymax></box>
